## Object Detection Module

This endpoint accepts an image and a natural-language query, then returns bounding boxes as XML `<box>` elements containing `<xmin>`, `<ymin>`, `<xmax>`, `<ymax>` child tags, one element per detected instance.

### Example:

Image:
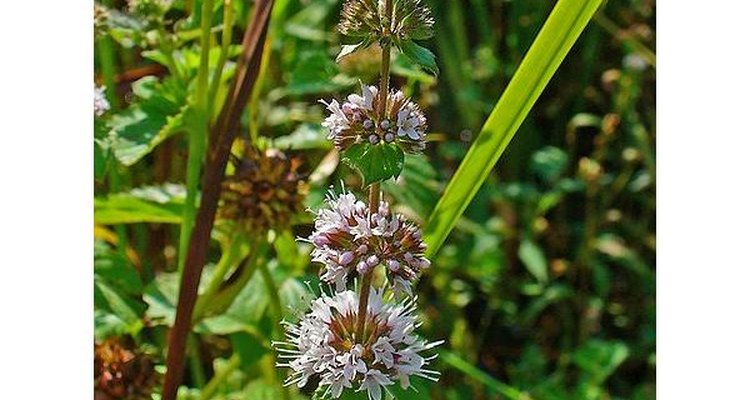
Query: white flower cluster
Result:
<box><xmin>274</xmin><ymin>289</ymin><xmax>442</xmax><ymax>400</ymax></box>
<box><xmin>309</xmin><ymin>190</ymin><xmax>430</xmax><ymax>296</ymax></box>
<box><xmin>94</xmin><ymin>85</ymin><xmax>110</xmax><ymax>117</ymax></box>
<box><xmin>321</xmin><ymin>84</ymin><xmax>428</xmax><ymax>154</ymax></box>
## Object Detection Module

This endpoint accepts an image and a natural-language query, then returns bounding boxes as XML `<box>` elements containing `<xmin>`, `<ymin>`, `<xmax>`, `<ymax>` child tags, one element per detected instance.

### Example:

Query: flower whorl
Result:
<box><xmin>274</xmin><ymin>289</ymin><xmax>442</xmax><ymax>400</ymax></box>
<box><xmin>321</xmin><ymin>84</ymin><xmax>428</xmax><ymax>154</ymax></box>
<box><xmin>309</xmin><ymin>190</ymin><xmax>430</xmax><ymax>296</ymax></box>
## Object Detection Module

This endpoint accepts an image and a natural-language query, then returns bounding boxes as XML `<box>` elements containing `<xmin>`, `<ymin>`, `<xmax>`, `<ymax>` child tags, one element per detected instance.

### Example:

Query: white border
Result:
<box><xmin>0</xmin><ymin>1</ymin><xmax>93</xmax><ymax>397</ymax></box>
<box><xmin>659</xmin><ymin>0</ymin><xmax>750</xmax><ymax>398</ymax></box>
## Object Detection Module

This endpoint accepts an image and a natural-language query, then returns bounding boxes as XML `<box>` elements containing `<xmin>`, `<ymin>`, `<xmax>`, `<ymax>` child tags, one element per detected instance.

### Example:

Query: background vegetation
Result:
<box><xmin>94</xmin><ymin>0</ymin><xmax>656</xmax><ymax>399</ymax></box>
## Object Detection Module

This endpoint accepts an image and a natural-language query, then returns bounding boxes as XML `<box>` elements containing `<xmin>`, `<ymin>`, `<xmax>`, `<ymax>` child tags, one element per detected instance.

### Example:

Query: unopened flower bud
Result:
<box><xmin>339</xmin><ymin>251</ymin><xmax>355</xmax><ymax>265</ymax></box>
<box><xmin>366</xmin><ymin>255</ymin><xmax>379</xmax><ymax>267</ymax></box>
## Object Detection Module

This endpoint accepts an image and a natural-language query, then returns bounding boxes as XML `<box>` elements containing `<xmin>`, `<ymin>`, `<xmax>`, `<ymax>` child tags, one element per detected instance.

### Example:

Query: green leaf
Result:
<box><xmin>231</xmin><ymin>333</ymin><xmax>268</xmax><ymax>369</ymax></box>
<box><xmin>342</xmin><ymin>143</ymin><xmax>405</xmax><ymax>186</ymax></box>
<box><xmin>441</xmin><ymin>351</ymin><xmax>529</xmax><ymax>400</ymax></box>
<box><xmin>423</xmin><ymin>0</ymin><xmax>603</xmax><ymax>257</ymax></box>
<box><xmin>572</xmin><ymin>340</ymin><xmax>630</xmax><ymax>384</ymax></box>
<box><xmin>398</xmin><ymin>39</ymin><xmax>439</xmax><ymax>76</ymax></box>
<box><xmin>286</xmin><ymin>51</ymin><xmax>350</xmax><ymax>95</ymax></box>
<box><xmin>518</xmin><ymin>238</ymin><xmax>549</xmax><ymax>284</ymax></box>
<box><xmin>107</xmin><ymin>76</ymin><xmax>187</xmax><ymax>166</ymax></box>
<box><xmin>336</xmin><ymin>39</ymin><xmax>372</xmax><ymax>62</ymax></box>
<box><xmin>531</xmin><ymin>146</ymin><xmax>569</xmax><ymax>183</ymax></box>
<box><xmin>95</xmin><ymin>184</ymin><xmax>185</xmax><ymax>225</ymax></box>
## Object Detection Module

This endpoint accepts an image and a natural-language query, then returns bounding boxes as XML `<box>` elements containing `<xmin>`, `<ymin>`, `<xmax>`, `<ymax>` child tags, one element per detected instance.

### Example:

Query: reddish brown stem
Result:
<box><xmin>161</xmin><ymin>2</ymin><xmax>275</xmax><ymax>399</ymax></box>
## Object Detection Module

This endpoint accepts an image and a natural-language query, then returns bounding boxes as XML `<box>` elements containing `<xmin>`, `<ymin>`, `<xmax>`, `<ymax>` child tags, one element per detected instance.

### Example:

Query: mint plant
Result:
<box><xmin>272</xmin><ymin>0</ymin><xmax>443</xmax><ymax>399</ymax></box>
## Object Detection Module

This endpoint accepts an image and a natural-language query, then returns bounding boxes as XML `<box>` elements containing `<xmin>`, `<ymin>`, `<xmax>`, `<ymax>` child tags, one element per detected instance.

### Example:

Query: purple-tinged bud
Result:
<box><xmin>403</xmin><ymin>252</ymin><xmax>414</xmax><ymax>263</ymax></box>
<box><xmin>342</xmin><ymin>102</ymin><xmax>354</xmax><ymax>114</ymax></box>
<box><xmin>313</xmin><ymin>236</ymin><xmax>329</xmax><ymax>247</ymax></box>
<box><xmin>369</xmin><ymin>134</ymin><xmax>380</xmax><ymax>144</ymax></box>
<box><xmin>357</xmin><ymin>261</ymin><xmax>370</xmax><ymax>274</ymax></box>
<box><xmin>418</xmin><ymin>258</ymin><xmax>431</xmax><ymax>269</ymax></box>
<box><xmin>387</xmin><ymin>259</ymin><xmax>400</xmax><ymax>272</ymax></box>
<box><xmin>366</xmin><ymin>255</ymin><xmax>379</xmax><ymax>267</ymax></box>
<box><xmin>384</xmin><ymin>133</ymin><xmax>395</xmax><ymax>143</ymax></box>
<box><xmin>339</xmin><ymin>251</ymin><xmax>355</xmax><ymax>265</ymax></box>
<box><xmin>356</xmin><ymin>244</ymin><xmax>369</xmax><ymax>255</ymax></box>
<box><xmin>363</xmin><ymin>119</ymin><xmax>374</xmax><ymax>130</ymax></box>
<box><xmin>380</xmin><ymin>120</ymin><xmax>390</xmax><ymax>129</ymax></box>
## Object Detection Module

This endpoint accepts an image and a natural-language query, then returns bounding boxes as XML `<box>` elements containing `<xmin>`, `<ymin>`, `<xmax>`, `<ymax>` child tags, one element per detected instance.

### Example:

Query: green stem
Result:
<box><xmin>192</xmin><ymin>234</ymin><xmax>249</xmax><ymax>321</ymax></box>
<box><xmin>188</xmin><ymin>333</ymin><xmax>206</xmax><ymax>388</ymax></box>
<box><xmin>248</xmin><ymin>39</ymin><xmax>271</xmax><ymax>144</ymax></box>
<box><xmin>178</xmin><ymin>0</ymin><xmax>216</xmax><ymax>275</ymax></box>
<box><xmin>207</xmin><ymin>0</ymin><xmax>235</xmax><ymax>120</ymax></box>
<box><xmin>199</xmin><ymin>240</ymin><xmax>270</xmax><ymax>321</ymax></box>
<box><xmin>357</xmin><ymin>0</ymin><xmax>393</xmax><ymax>340</ymax></box>
<box><xmin>258</xmin><ymin>262</ymin><xmax>291</xmax><ymax>400</ymax></box>
<box><xmin>199</xmin><ymin>354</ymin><xmax>241</xmax><ymax>400</ymax></box>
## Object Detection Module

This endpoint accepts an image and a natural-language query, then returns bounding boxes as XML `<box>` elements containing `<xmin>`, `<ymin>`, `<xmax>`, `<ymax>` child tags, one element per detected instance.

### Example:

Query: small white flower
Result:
<box><xmin>358</xmin><ymin>369</ymin><xmax>394</xmax><ymax>400</ymax></box>
<box><xmin>348</xmin><ymin>84</ymin><xmax>378</xmax><ymax>111</ymax></box>
<box><xmin>397</xmin><ymin>109</ymin><xmax>422</xmax><ymax>140</ymax></box>
<box><xmin>94</xmin><ymin>85</ymin><xmax>110</xmax><ymax>117</ymax></box>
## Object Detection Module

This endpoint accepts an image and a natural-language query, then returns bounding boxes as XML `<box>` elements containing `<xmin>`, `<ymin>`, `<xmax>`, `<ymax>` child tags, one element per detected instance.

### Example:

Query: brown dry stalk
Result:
<box><xmin>161</xmin><ymin>2</ymin><xmax>275</xmax><ymax>399</ymax></box>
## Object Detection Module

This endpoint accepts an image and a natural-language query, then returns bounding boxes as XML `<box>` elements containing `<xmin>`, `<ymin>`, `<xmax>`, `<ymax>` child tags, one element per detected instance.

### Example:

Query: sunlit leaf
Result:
<box><xmin>423</xmin><ymin>0</ymin><xmax>603</xmax><ymax>257</ymax></box>
<box><xmin>342</xmin><ymin>142</ymin><xmax>405</xmax><ymax>186</ymax></box>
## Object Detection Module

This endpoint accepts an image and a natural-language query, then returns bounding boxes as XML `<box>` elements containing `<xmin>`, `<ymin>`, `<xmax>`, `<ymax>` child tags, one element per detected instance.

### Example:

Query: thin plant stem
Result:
<box><xmin>191</xmin><ymin>233</ymin><xmax>250</xmax><ymax>321</ymax></box>
<box><xmin>178</xmin><ymin>0</ymin><xmax>215</xmax><ymax>275</ymax></box>
<box><xmin>207</xmin><ymin>0</ymin><xmax>236</xmax><ymax>120</ymax></box>
<box><xmin>357</xmin><ymin>0</ymin><xmax>392</xmax><ymax>340</ymax></box>
<box><xmin>258</xmin><ymin>261</ymin><xmax>292</xmax><ymax>400</ymax></box>
<box><xmin>187</xmin><ymin>333</ymin><xmax>206</xmax><ymax>388</ymax></box>
<box><xmin>199</xmin><ymin>353</ymin><xmax>241</xmax><ymax>400</ymax></box>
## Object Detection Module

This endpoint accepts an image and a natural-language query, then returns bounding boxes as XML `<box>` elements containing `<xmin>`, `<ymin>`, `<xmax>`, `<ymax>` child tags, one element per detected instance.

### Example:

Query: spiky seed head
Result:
<box><xmin>94</xmin><ymin>337</ymin><xmax>159</xmax><ymax>400</ymax></box>
<box><xmin>218</xmin><ymin>145</ymin><xmax>308</xmax><ymax>233</ymax></box>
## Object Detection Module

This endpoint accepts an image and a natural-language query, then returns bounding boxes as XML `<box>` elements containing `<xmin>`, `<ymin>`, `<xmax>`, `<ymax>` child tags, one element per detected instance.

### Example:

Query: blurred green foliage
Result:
<box><xmin>94</xmin><ymin>0</ymin><xmax>655</xmax><ymax>399</ymax></box>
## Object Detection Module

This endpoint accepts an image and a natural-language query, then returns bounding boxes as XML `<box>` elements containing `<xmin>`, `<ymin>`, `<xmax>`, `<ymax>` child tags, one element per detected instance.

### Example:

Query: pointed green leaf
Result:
<box><xmin>342</xmin><ymin>143</ymin><xmax>405</xmax><ymax>186</ymax></box>
<box><xmin>398</xmin><ymin>39</ymin><xmax>439</xmax><ymax>76</ymax></box>
<box><xmin>336</xmin><ymin>39</ymin><xmax>372</xmax><ymax>62</ymax></box>
<box><xmin>518</xmin><ymin>238</ymin><xmax>549</xmax><ymax>284</ymax></box>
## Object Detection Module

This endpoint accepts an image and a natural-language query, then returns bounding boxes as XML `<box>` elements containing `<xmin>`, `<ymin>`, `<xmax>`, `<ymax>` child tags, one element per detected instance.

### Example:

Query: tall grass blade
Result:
<box><xmin>441</xmin><ymin>352</ymin><xmax>531</xmax><ymax>400</ymax></box>
<box><xmin>424</xmin><ymin>0</ymin><xmax>603</xmax><ymax>258</ymax></box>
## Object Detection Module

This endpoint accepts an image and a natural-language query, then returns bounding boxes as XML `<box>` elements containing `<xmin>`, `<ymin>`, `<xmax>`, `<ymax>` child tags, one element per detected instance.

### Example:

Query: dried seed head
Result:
<box><xmin>274</xmin><ymin>289</ymin><xmax>442</xmax><ymax>399</ymax></box>
<box><xmin>309</xmin><ymin>189</ymin><xmax>430</xmax><ymax>296</ymax></box>
<box><xmin>218</xmin><ymin>145</ymin><xmax>308</xmax><ymax>233</ymax></box>
<box><xmin>94</xmin><ymin>337</ymin><xmax>159</xmax><ymax>400</ymax></box>
<box><xmin>321</xmin><ymin>84</ymin><xmax>428</xmax><ymax>155</ymax></box>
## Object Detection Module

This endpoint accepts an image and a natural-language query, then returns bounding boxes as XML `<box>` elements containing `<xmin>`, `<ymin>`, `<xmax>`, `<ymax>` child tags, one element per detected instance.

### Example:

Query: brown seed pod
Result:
<box><xmin>94</xmin><ymin>337</ymin><xmax>159</xmax><ymax>400</ymax></box>
<box><xmin>218</xmin><ymin>144</ymin><xmax>308</xmax><ymax>233</ymax></box>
